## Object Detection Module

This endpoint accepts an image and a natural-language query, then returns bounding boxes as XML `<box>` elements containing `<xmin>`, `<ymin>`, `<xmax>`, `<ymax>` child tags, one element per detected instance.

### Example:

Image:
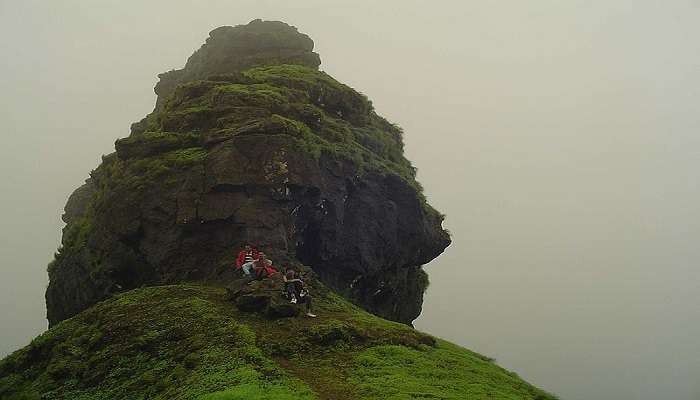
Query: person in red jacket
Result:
<box><xmin>235</xmin><ymin>244</ymin><xmax>259</xmax><ymax>276</ymax></box>
<box><xmin>252</xmin><ymin>253</ymin><xmax>278</xmax><ymax>279</ymax></box>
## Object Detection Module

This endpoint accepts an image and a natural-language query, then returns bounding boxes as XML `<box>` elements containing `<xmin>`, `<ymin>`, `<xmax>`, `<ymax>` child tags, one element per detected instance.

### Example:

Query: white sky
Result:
<box><xmin>1</xmin><ymin>1</ymin><xmax>699</xmax><ymax>399</ymax></box>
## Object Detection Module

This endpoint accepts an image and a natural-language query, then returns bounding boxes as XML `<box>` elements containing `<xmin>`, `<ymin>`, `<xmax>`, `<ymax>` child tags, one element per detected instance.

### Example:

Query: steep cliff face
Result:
<box><xmin>46</xmin><ymin>20</ymin><xmax>450</xmax><ymax>326</ymax></box>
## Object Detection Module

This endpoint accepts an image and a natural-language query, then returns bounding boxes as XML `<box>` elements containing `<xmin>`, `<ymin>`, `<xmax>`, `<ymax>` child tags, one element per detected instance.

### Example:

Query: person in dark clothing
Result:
<box><xmin>283</xmin><ymin>268</ymin><xmax>316</xmax><ymax>317</ymax></box>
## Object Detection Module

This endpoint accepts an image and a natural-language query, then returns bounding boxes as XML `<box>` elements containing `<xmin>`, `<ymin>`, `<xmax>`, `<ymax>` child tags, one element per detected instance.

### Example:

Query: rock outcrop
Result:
<box><xmin>149</xmin><ymin>19</ymin><xmax>320</xmax><ymax>112</ymax></box>
<box><xmin>226</xmin><ymin>273</ymin><xmax>305</xmax><ymax>319</ymax></box>
<box><xmin>46</xmin><ymin>19</ymin><xmax>450</xmax><ymax>327</ymax></box>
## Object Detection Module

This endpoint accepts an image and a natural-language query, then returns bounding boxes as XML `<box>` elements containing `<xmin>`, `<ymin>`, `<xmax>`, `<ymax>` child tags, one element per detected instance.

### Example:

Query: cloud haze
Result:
<box><xmin>1</xmin><ymin>1</ymin><xmax>698</xmax><ymax>399</ymax></box>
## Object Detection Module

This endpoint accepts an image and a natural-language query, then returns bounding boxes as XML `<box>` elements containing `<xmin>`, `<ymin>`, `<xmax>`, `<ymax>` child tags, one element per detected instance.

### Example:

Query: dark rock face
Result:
<box><xmin>61</xmin><ymin>179</ymin><xmax>96</xmax><ymax>226</ymax></box>
<box><xmin>46</xmin><ymin>19</ymin><xmax>450</xmax><ymax>327</ymax></box>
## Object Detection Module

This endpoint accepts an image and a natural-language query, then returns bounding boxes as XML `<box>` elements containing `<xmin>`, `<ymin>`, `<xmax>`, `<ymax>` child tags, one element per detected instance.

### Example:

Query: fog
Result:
<box><xmin>1</xmin><ymin>1</ymin><xmax>699</xmax><ymax>399</ymax></box>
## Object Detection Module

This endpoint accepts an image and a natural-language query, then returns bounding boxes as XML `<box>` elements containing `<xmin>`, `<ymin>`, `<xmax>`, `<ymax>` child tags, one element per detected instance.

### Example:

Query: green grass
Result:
<box><xmin>198</xmin><ymin>383</ymin><xmax>315</xmax><ymax>400</ymax></box>
<box><xmin>0</xmin><ymin>286</ymin><xmax>315</xmax><ymax>400</ymax></box>
<box><xmin>1</xmin><ymin>285</ymin><xmax>557</xmax><ymax>400</ymax></box>
<box><xmin>351</xmin><ymin>343</ymin><xmax>552</xmax><ymax>400</ymax></box>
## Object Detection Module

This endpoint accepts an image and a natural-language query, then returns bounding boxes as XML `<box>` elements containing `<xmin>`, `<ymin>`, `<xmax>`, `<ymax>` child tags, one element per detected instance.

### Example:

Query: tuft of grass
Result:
<box><xmin>164</xmin><ymin>147</ymin><xmax>207</xmax><ymax>166</ymax></box>
<box><xmin>115</xmin><ymin>131</ymin><xmax>200</xmax><ymax>159</ymax></box>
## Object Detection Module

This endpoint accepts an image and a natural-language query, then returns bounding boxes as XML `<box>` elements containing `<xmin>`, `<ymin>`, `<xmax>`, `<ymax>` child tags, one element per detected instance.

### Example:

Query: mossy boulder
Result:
<box><xmin>226</xmin><ymin>269</ymin><xmax>312</xmax><ymax>318</ymax></box>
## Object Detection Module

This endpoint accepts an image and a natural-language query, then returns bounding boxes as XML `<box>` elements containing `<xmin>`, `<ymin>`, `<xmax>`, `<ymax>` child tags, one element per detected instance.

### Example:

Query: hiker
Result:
<box><xmin>235</xmin><ymin>244</ymin><xmax>259</xmax><ymax>276</ymax></box>
<box><xmin>253</xmin><ymin>253</ymin><xmax>278</xmax><ymax>279</ymax></box>
<box><xmin>283</xmin><ymin>268</ymin><xmax>316</xmax><ymax>318</ymax></box>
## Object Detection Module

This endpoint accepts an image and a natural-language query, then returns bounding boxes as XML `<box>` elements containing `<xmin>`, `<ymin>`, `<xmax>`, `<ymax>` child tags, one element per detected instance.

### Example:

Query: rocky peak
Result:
<box><xmin>47</xmin><ymin>20</ymin><xmax>450</xmax><ymax>327</ymax></box>
<box><xmin>152</xmin><ymin>19</ymin><xmax>321</xmax><ymax>110</ymax></box>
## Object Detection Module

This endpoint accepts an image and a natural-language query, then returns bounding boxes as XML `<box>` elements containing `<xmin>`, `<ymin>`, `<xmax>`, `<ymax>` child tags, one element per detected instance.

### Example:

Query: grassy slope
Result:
<box><xmin>0</xmin><ymin>285</ymin><xmax>556</xmax><ymax>400</ymax></box>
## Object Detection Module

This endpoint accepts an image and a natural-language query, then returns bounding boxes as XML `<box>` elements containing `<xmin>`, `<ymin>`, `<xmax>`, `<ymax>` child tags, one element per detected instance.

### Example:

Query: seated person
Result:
<box><xmin>283</xmin><ymin>268</ymin><xmax>316</xmax><ymax>318</ymax></box>
<box><xmin>253</xmin><ymin>253</ymin><xmax>277</xmax><ymax>279</ymax></box>
<box><xmin>235</xmin><ymin>244</ymin><xmax>259</xmax><ymax>276</ymax></box>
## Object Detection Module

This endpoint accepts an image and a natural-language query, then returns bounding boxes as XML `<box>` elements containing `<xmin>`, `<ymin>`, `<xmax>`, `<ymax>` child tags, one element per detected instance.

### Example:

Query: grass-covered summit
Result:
<box><xmin>2</xmin><ymin>285</ymin><xmax>556</xmax><ymax>400</ymax></box>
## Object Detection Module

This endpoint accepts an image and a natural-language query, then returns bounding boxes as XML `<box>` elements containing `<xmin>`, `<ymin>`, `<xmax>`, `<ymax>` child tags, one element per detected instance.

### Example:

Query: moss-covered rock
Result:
<box><xmin>114</xmin><ymin>132</ymin><xmax>200</xmax><ymax>159</ymax></box>
<box><xmin>46</xmin><ymin>19</ymin><xmax>450</xmax><ymax>328</ymax></box>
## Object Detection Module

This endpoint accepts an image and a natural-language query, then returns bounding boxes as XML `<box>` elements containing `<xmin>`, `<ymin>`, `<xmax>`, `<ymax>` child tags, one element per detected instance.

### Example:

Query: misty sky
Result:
<box><xmin>1</xmin><ymin>1</ymin><xmax>699</xmax><ymax>399</ymax></box>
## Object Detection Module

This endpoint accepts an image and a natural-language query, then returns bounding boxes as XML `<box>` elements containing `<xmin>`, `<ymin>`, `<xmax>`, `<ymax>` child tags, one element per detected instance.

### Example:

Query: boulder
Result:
<box><xmin>227</xmin><ymin>274</ymin><xmax>302</xmax><ymax>318</ymax></box>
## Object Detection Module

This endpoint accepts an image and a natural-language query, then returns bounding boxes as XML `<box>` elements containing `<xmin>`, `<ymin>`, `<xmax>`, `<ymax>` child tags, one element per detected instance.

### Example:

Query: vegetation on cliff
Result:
<box><xmin>131</xmin><ymin>64</ymin><xmax>424</xmax><ymax>192</ymax></box>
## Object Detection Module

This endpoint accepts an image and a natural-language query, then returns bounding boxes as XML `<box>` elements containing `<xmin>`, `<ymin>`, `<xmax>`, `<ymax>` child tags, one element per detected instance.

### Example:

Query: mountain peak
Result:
<box><xmin>154</xmin><ymin>19</ymin><xmax>321</xmax><ymax>108</ymax></box>
<box><xmin>47</xmin><ymin>20</ymin><xmax>449</xmax><ymax>327</ymax></box>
